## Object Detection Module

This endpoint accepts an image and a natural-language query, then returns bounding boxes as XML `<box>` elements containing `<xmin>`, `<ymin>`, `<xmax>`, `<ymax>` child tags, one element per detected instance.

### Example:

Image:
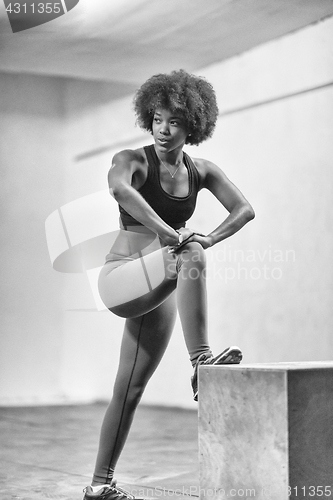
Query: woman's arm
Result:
<box><xmin>109</xmin><ymin>149</ymin><xmax>192</xmax><ymax>246</ymax></box>
<box><xmin>184</xmin><ymin>159</ymin><xmax>255</xmax><ymax>249</ymax></box>
<box><xmin>204</xmin><ymin>159</ymin><xmax>255</xmax><ymax>246</ymax></box>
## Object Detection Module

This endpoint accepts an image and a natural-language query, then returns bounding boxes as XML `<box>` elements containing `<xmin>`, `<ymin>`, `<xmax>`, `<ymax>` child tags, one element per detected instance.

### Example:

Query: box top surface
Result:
<box><xmin>201</xmin><ymin>361</ymin><xmax>333</xmax><ymax>371</ymax></box>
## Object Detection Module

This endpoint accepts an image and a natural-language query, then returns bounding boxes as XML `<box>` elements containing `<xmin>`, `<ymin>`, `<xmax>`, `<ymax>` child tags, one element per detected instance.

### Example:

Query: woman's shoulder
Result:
<box><xmin>113</xmin><ymin>147</ymin><xmax>147</xmax><ymax>165</ymax></box>
<box><xmin>189</xmin><ymin>156</ymin><xmax>225</xmax><ymax>189</ymax></box>
<box><xmin>111</xmin><ymin>147</ymin><xmax>149</xmax><ymax>189</ymax></box>
<box><xmin>190</xmin><ymin>156</ymin><xmax>220</xmax><ymax>176</ymax></box>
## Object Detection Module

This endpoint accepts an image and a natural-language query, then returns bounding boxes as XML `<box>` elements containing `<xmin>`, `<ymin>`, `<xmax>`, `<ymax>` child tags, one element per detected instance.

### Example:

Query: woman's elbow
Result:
<box><xmin>245</xmin><ymin>204</ymin><xmax>255</xmax><ymax>221</ymax></box>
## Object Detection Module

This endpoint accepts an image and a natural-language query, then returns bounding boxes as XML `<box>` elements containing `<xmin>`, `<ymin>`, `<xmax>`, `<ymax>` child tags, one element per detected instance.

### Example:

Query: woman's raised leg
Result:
<box><xmin>175</xmin><ymin>241</ymin><xmax>211</xmax><ymax>365</ymax></box>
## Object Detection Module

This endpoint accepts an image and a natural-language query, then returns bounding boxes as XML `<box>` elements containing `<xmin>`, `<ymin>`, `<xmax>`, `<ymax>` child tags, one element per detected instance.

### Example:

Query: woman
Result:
<box><xmin>83</xmin><ymin>70</ymin><xmax>255</xmax><ymax>500</ymax></box>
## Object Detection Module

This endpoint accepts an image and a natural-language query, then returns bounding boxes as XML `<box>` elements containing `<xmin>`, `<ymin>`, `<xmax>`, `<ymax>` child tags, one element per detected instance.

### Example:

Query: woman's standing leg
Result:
<box><xmin>92</xmin><ymin>292</ymin><xmax>177</xmax><ymax>486</ymax></box>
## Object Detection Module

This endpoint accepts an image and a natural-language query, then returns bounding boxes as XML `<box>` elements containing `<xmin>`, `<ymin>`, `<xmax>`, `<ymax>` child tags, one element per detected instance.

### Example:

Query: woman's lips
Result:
<box><xmin>157</xmin><ymin>138</ymin><xmax>169</xmax><ymax>145</ymax></box>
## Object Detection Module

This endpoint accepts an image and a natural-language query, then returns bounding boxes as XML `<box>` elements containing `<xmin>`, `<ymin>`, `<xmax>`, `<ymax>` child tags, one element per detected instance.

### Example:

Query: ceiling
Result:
<box><xmin>1</xmin><ymin>0</ymin><xmax>333</xmax><ymax>95</ymax></box>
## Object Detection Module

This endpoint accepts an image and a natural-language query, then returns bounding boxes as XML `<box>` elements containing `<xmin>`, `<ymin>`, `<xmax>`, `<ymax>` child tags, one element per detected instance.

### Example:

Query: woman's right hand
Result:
<box><xmin>162</xmin><ymin>227</ymin><xmax>194</xmax><ymax>247</ymax></box>
<box><xmin>167</xmin><ymin>227</ymin><xmax>199</xmax><ymax>253</ymax></box>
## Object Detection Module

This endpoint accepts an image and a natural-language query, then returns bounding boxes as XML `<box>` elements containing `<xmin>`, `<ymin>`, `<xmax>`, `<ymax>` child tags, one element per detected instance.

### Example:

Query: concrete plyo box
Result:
<box><xmin>198</xmin><ymin>362</ymin><xmax>333</xmax><ymax>500</ymax></box>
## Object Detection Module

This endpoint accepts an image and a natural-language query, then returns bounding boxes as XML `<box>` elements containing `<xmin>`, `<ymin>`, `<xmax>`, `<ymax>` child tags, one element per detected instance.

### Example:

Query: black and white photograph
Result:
<box><xmin>1</xmin><ymin>1</ymin><xmax>333</xmax><ymax>499</ymax></box>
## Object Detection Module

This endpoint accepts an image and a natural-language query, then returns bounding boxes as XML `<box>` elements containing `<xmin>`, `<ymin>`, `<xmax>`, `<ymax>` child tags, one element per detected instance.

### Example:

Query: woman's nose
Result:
<box><xmin>160</xmin><ymin>122</ymin><xmax>170</xmax><ymax>134</ymax></box>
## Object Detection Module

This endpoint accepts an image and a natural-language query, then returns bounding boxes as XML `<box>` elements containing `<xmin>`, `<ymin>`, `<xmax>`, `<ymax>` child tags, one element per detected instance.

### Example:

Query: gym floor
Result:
<box><xmin>0</xmin><ymin>403</ymin><xmax>199</xmax><ymax>499</ymax></box>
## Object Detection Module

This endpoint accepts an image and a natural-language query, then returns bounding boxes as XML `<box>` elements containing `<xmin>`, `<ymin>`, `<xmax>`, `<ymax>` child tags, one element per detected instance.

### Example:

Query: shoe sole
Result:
<box><xmin>193</xmin><ymin>346</ymin><xmax>242</xmax><ymax>401</ymax></box>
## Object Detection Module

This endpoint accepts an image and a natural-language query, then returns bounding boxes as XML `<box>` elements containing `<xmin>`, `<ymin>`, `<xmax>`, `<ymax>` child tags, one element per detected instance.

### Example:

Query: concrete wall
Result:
<box><xmin>191</xmin><ymin>16</ymin><xmax>333</xmax><ymax>364</ymax></box>
<box><xmin>0</xmin><ymin>74</ymin><xmax>67</xmax><ymax>404</ymax></box>
<box><xmin>1</xmin><ymin>15</ymin><xmax>332</xmax><ymax>407</ymax></box>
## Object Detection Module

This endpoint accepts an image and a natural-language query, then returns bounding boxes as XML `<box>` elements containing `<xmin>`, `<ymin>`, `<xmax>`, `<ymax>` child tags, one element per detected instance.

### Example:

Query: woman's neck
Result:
<box><xmin>154</xmin><ymin>144</ymin><xmax>184</xmax><ymax>166</ymax></box>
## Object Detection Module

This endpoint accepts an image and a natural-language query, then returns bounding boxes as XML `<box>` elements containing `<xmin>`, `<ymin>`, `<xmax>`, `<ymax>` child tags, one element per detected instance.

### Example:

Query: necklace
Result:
<box><xmin>158</xmin><ymin>156</ymin><xmax>183</xmax><ymax>179</ymax></box>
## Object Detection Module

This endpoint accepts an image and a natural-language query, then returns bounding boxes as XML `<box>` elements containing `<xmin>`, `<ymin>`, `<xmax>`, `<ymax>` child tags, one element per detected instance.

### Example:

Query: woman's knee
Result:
<box><xmin>182</xmin><ymin>241</ymin><xmax>206</xmax><ymax>256</ymax></box>
<box><xmin>178</xmin><ymin>241</ymin><xmax>206</xmax><ymax>270</ymax></box>
<box><xmin>113</xmin><ymin>380</ymin><xmax>146</xmax><ymax>408</ymax></box>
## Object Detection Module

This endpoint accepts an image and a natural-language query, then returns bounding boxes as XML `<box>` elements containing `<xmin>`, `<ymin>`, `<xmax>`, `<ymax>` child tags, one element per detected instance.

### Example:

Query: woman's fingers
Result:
<box><xmin>168</xmin><ymin>233</ymin><xmax>196</xmax><ymax>253</ymax></box>
<box><xmin>168</xmin><ymin>232</ymin><xmax>210</xmax><ymax>253</ymax></box>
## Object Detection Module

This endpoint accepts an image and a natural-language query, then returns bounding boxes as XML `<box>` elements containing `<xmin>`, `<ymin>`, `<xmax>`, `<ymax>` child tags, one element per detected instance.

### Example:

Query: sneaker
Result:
<box><xmin>83</xmin><ymin>480</ymin><xmax>137</xmax><ymax>500</ymax></box>
<box><xmin>191</xmin><ymin>346</ymin><xmax>242</xmax><ymax>401</ymax></box>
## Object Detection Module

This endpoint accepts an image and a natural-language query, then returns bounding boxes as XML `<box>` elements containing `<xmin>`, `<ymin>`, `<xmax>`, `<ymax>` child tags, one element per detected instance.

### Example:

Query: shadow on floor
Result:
<box><xmin>0</xmin><ymin>403</ymin><xmax>199</xmax><ymax>499</ymax></box>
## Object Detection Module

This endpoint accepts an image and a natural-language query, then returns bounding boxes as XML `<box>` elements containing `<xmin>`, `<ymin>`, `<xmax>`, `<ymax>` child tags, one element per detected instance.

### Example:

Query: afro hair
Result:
<box><xmin>133</xmin><ymin>69</ymin><xmax>219</xmax><ymax>146</ymax></box>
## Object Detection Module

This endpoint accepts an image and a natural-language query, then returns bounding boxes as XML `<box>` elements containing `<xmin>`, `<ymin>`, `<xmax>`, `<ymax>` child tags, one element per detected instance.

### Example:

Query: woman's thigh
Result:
<box><xmin>98</xmin><ymin>246</ymin><xmax>178</xmax><ymax>318</ymax></box>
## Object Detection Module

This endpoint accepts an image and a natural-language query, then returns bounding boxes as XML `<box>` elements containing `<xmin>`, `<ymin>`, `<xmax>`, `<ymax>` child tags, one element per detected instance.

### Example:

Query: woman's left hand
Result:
<box><xmin>168</xmin><ymin>232</ymin><xmax>212</xmax><ymax>253</ymax></box>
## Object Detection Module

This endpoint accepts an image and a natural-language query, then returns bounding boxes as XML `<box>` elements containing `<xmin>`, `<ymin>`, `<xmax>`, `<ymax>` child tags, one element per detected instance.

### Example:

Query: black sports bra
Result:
<box><xmin>119</xmin><ymin>145</ymin><xmax>200</xmax><ymax>230</ymax></box>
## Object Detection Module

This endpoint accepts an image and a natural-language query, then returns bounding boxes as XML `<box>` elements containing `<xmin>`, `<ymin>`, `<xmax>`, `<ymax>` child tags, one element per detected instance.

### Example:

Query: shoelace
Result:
<box><xmin>112</xmin><ymin>484</ymin><xmax>134</xmax><ymax>499</ymax></box>
<box><xmin>109</xmin><ymin>482</ymin><xmax>135</xmax><ymax>500</ymax></box>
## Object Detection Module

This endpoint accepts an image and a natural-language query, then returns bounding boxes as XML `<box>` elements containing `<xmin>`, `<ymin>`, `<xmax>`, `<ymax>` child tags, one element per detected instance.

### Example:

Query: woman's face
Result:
<box><xmin>152</xmin><ymin>108</ymin><xmax>188</xmax><ymax>155</ymax></box>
